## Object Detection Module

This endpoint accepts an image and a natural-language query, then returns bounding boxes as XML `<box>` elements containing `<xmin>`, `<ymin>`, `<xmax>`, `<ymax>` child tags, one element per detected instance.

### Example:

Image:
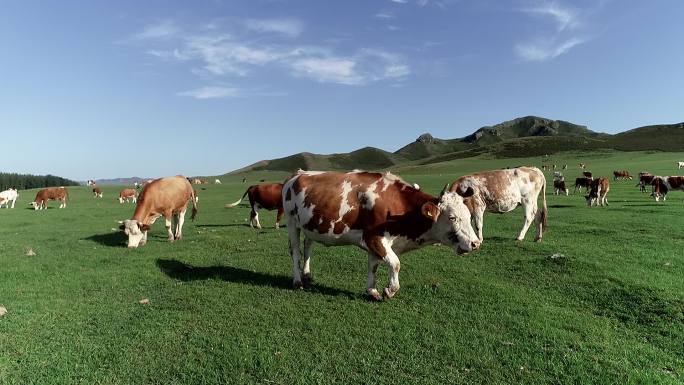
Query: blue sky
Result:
<box><xmin>2</xmin><ymin>1</ymin><xmax>683</xmax><ymax>180</ymax></box>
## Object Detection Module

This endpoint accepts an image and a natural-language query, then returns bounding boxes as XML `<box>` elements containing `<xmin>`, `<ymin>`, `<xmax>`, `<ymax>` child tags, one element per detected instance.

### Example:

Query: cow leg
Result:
<box><xmin>472</xmin><ymin>209</ymin><xmax>484</xmax><ymax>242</ymax></box>
<box><xmin>382</xmin><ymin>250</ymin><xmax>401</xmax><ymax>299</ymax></box>
<box><xmin>10</xmin><ymin>199</ymin><xmax>15</xmax><ymax>209</ymax></box>
<box><xmin>302</xmin><ymin>237</ymin><xmax>314</xmax><ymax>284</ymax></box>
<box><xmin>516</xmin><ymin>200</ymin><xmax>536</xmax><ymax>241</ymax></box>
<box><xmin>287</xmin><ymin>222</ymin><xmax>303</xmax><ymax>289</ymax></box>
<box><xmin>175</xmin><ymin>209</ymin><xmax>186</xmax><ymax>240</ymax></box>
<box><xmin>139</xmin><ymin>230</ymin><xmax>148</xmax><ymax>246</ymax></box>
<box><xmin>164</xmin><ymin>213</ymin><xmax>174</xmax><ymax>242</ymax></box>
<box><xmin>366</xmin><ymin>254</ymin><xmax>382</xmax><ymax>301</ymax></box>
<box><xmin>275</xmin><ymin>207</ymin><xmax>284</xmax><ymax>229</ymax></box>
<box><xmin>250</xmin><ymin>204</ymin><xmax>262</xmax><ymax>229</ymax></box>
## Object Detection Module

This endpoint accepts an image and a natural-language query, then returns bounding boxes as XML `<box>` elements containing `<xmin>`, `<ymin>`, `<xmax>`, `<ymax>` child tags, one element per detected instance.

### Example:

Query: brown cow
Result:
<box><xmin>225</xmin><ymin>183</ymin><xmax>284</xmax><ymax>229</ymax></box>
<box><xmin>93</xmin><ymin>187</ymin><xmax>103</xmax><ymax>198</ymax></box>
<box><xmin>119</xmin><ymin>176</ymin><xmax>197</xmax><ymax>248</ymax></box>
<box><xmin>119</xmin><ymin>188</ymin><xmax>137</xmax><ymax>203</ymax></box>
<box><xmin>651</xmin><ymin>176</ymin><xmax>684</xmax><ymax>202</ymax></box>
<box><xmin>574</xmin><ymin>177</ymin><xmax>592</xmax><ymax>193</ymax></box>
<box><xmin>30</xmin><ymin>187</ymin><xmax>68</xmax><ymax>210</ymax></box>
<box><xmin>282</xmin><ymin>170</ymin><xmax>479</xmax><ymax>300</ymax></box>
<box><xmin>553</xmin><ymin>179</ymin><xmax>569</xmax><ymax>196</ymax></box>
<box><xmin>613</xmin><ymin>170</ymin><xmax>633</xmax><ymax>181</ymax></box>
<box><xmin>636</xmin><ymin>172</ymin><xmax>655</xmax><ymax>193</ymax></box>
<box><xmin>450</xmin><ymin>167</ymin><xmax>547</xmax><ymax>242</ymax></box>
<box><xmin>585</xmin><ymin>177</ymin><xmax>610</xmax><ymax>206</ymax></box>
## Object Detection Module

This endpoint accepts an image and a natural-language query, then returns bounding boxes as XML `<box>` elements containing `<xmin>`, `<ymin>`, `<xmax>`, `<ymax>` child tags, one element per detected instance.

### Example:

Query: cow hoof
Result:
<box><xmin>534</xmin><ymin>237</ymin><xmax>542</xmax><ymax>243</ymax></box>
<box><xmin>367</xmin><ymin>289</ymin><xmax>382</xmax><ymax>301</ymax></box>
<box><xmin>383</xmin><ymin>287</ymin><xmax>397</xmax><ymax>299</ymax></box>
<box><xmin>292</xmin><ymin>280</ymin><xmax>304</xmax><ymax>290</ymax></box>
<box><xmin>302</xmin><ymin>274</ymin><xmax>313</xmax><ymax>286</ymax></box>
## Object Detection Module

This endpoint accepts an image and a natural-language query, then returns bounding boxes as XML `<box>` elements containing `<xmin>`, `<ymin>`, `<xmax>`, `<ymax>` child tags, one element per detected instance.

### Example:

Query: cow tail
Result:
<box><xmin>539</xmin><ymin>176</ymin><xmax>548</xmax><ymax>230</ymax></box>
<box><xmin>225</xmin><ymin>189</ymin><xmax>249</xmax><ymax>208</ymax></box>
<box><xmin>191</xmin><ymin>189</ymin><xmax>198</xmax><ymax>221</ymax></box>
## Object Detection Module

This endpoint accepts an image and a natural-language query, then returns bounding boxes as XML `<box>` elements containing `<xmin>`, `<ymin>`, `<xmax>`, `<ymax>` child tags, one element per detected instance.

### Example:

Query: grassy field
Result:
<box><xmin>2</xmin><ymin>150</ymin><xmax>684</xmax><ymax>384</ymax></box>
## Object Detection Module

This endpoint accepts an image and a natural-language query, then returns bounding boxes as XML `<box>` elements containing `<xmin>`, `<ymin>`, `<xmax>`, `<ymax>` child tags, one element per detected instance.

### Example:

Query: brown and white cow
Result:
<box><xmin>582</xmin><ymin>171</ymin><xmax>593</xmax><ymax>179</ymax></box>
<box><xmin>574</xmin><ymin>177</ymin><xmax>592</xmax><ymax>193</ymax></box>
<box><xmin>585</xmin><ymin>177</ymin><xmax>610</xmax><ymax>206</ymax></box>
<box><xmin>613</xmin><ymin>170</ymin><xmax>633</xmax><ymax>181</ymax></box>
<box><xmin>636</xmin><ymin>172</ymin><xmax>655</xmax><ymax>193</ymax></box>
<box><xmin>225</xmin><ymin>183</ymin><xmax>284</xmax><ymax>229</ymax></box>
<box><xmin>553</xmin><ymin>179</ymin><xmax>569</xmax><ymax>196</ymax></box>
<box><xmin>579</xmin><ymin>163</ymin><xmax>586</xmax><ymax>169</ymax></box>
<box><xmin>282</xmin><ymin>170</ymin><xmax>480</xmax><ymax>300</ymax></box>
<box><xmin>30</xmin><ymin>187</ymin><xmax>68</xmax><ymax>210</ymax></box>
<box><xmin>651</xmin><ymin>176</ymin><xmax>684</xmax><ymax>202</ymax></box>
<box><xmin>93</xmin><ymin>187</ymin><xmax>103</xmax><ymax>198</ymax></box>
<box><xmin>119</xmin><ymin>176</ymin><xmax>197</xmax><ymax>248</ymax></box>
<box><xmin>449</xmin><ymin>167</ymin><xmax>547</xmax><ymax>243</ymax></box>
<box><xmin>119</xmin><ymin>188</ymin><xmax>137</xmax><ymax>203</ymax></box>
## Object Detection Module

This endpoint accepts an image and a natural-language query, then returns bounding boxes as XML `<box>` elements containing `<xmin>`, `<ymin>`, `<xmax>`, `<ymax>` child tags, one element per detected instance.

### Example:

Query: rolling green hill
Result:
<box><xmin>225</xmin><ymin>116</ymin><xmax>684</xmax><ymax>176</ymax></box>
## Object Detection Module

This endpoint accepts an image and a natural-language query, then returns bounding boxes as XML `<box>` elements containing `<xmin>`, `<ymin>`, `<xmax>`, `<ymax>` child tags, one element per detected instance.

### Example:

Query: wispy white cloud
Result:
<box><xmin>514</xmin><ymin>37</ymin><xmax>584</xmax><ymax>61</ymax></box>
<box><xmin>291</xmin><ymin>57</ymin><xmax>362</xmax><ymax>85</ymax></box>
<box><xmin>374</xmin><ymin>12</ymin><xmax>395</xmax><ymax>19</ymax></box>
<box><xmin>524</xmin><ymin>1</ymin><xmax>579</xmax><ymax>31</ymax></box>
<box><xmin>243</xmin><ymin>18</ymin><xmax>303</xmax><ymax>37</ymax></box>
<box><xmin>177</xmin><ymin>86</ymin><xmax>240</xmax><ymax>99</ymax></box>
<box><xmin>389</xmin><ymin>0</ymin><xmax>408</xmax><ymax>3</ymax></box>
<box><xmin>133</xmin><ymin>20</ymin><xmax>179</xmax><ymax>40</ymax></box>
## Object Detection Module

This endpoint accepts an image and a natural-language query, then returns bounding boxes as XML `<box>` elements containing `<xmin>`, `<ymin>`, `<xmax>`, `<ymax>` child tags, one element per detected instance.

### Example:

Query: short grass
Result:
<box><xmin>2</xmin><ymin>150</ymin><xmax>684</xmax><ymax>384</ymax></box>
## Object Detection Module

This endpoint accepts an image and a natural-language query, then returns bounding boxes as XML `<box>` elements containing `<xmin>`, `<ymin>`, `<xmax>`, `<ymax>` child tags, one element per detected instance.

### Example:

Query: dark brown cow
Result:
<box><xmin>613</xmin><ymin>170</ymin><xmax>633</xmax><ymax>181</ymax></box>
<box><xmin>225</xmin><ymin>183</ymin><xmax>284</xmax><ymax>229</ymax></box>
<box><xmin>30</xmin><ymin>187</ymin><xmax>68</xmax><ymax>210</ymax></box>
<box><xmin>582</xmin><ymin>171</ymin><xmax>593</xmax><ymax>179</ymax></box>
<box><xmin>553</xmin><ymin>179</ymin><xmax>568</xmax><ymax>196</ymax></box>
<box><xmin>574</xmin><ymin>177</ymin><xmax>592</xmax><ymax>193</ymax></box>
<box><xmin>651</xmin><ymin>176</ymin><xmax>684</xmax><ymax>202</ymax></box>
<box><xmin>282</xmin><ymin>170</ymin><xmax>479</xmax><ymax>300</ymax></box>
<box><xmin>119</xmin><ymin>188</ymin><xmax>137</xmax><ymax>203</ymax></box>
<box><xmin>636</xmin><ymin>172</ymin><xmax>655</xmax><ymax>193</ymax></box>
<box><xmin>119</xmin><ymin>176</ymin><xmax>197</xmax><ymax>248</ymax></box>
<box><xmin>585</xmin><ymin>177</ymin><xmax>610</xmax><ymax>206</ymax></box>
<box><xmin>93</xmin><ymin>187</ymin><xmax>103</xmax><ymax>198</ymax></box>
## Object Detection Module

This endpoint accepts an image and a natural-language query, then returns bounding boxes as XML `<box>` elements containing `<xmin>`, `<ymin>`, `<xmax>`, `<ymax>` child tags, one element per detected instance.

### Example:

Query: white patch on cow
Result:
<box><xmin>360</xmin><ymin>181</ymin><xmax>379</xmax><ymax>210</ymax></box>
<box><xmin>338</xmin><ymin>180</ymin><xmax>354</xmax><ymax>218</ymax></box>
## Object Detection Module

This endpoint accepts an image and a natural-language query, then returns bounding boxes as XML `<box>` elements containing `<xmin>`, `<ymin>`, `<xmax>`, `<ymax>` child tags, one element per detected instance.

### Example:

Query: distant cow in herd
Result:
<box><xmin>553</xmin><ymin>178</ymin><xmax>569</xmax><ymax>196</ymax></box>
<box><xmin>582</xmin><ymin>171</ymin><xmax>593</xmax><ymax>179</ymax></box>
<box><xmin>586</xmin><ymin>178</ymin><xmax>610</xmax><ymax>207</ymax></box>
<box><xmin>449</xmin><ymin>167</ymin><xmax>547</xmax><ymax>242</ymax></box>
<box><xmin>636</xmin><ymin>172</ymin><xmax>655</xmax><ymax>193</ymax></box>
<box><xmin>282</xmin><ymin>170</ymin><xmax>480</xmax><ymax>299</ymax></box>
<box><xmin>677</xmin><ymin>162</ymin><xmax>684</xmax><ymax>169</ymax></box>
<box><xmin>119</xmin><ymin>188</ymin><xmax>137</xmax><ymax>203</ymax></box>
<box><xmin>30</xmin><ymin>187</ymin><xmax>68</xmax><ymax>210</ymax></box>
<box><xmin>119</xmin><ymin>176</ymin><xmax>198</xmax><ymax>248</ymax></box>
<box><xmin>225</xmin><ymin>183</ymin><xmax>284</xmax><ymax>229</ymax></box>
<box><xmin>574</xmin><ymin>177</ymin><xmax>592</xmax><ymax>193</ymax></box>
<box><xmin>613</xmin><ymin>170</ymin><xmax>632</xmax><ymax>180</ymax></box>
<box><xmin>0</xmin><ymin>188</ymin><xmax>18</xmax><ymax>209</ymax></box>
<box><xmin>92</xmin><ymin>187</ymin><xmax>103</xmax><ymax>198</ymax></box>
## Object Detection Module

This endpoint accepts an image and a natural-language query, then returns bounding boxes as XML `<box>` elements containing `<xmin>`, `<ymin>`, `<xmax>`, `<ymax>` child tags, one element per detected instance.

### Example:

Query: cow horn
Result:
<box><xmin>439</xmin><ymin>183</ymin><xmax>450</xmax><ymax>198</ymax></box>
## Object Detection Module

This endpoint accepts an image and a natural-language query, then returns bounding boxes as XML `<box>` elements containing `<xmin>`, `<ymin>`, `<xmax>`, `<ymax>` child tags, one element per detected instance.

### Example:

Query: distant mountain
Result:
<box><xmin>94</xmin><ymin>177</ymin><xmax>151</xmax><ymax>186</ymax></box>
<box><xmin>224</xmin><ymin>116</ymin><xmax>684</xmax><ymax>175</ymax></box>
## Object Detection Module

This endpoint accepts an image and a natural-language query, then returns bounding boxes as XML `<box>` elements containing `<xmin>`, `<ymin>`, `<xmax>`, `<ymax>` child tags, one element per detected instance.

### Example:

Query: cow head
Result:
<box><xmin>119</xmin><ymin>220</ymin><xmax>150</xmax><ymax>248</ymax></box>
<box><xmin>423</xmin><ymin>185</ymin><xmax>480</xmax><ymax>254</ymax></box>
<box><xmin>29</xmin><ymin>201</ymin><xmax>39</xmax><ymax>210</ymax></box>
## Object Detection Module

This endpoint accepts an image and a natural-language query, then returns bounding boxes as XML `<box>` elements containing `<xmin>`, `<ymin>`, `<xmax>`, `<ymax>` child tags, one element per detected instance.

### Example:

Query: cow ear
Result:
<box><xmin>139</xmin><ymin>224</ymin><xmax>150</xmax><ymax>231</ymax></box>
<box><xmin>455</xmin><ymin>186</ymin><xmax>475</xmax><ymax>198</ymax></box>
<box><xmin>421</xmin><ymin>202</ymin><xmax>439</xmax><ymax>221</ymax></box>
<box><xmin>119</xmin><ymin>224</ymin><xmax>125</xmax><ymax>230</ymax></box>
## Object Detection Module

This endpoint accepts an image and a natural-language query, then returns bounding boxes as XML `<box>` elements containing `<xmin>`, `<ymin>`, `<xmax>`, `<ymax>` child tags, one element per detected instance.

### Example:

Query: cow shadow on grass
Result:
<box><xmin>84</xmin><ymin>232</ymin><xmax>127</xmax><ymax>247</ymax></box>
<box><xmin>548</xmin><ymin>204</ymin><xmax>573</xmax><ymax>209</ymax></box>
<box><xmin>155</xmin><ymin>259</ymin><xmax>357</xmax><ymax>300</ymax></box>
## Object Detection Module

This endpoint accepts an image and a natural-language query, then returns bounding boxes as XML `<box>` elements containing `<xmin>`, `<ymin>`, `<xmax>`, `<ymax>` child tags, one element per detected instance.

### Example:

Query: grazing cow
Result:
<box><xmin>86</xmin><ymin>180</ymin><xmax>96</xmax><ymax>186</ymax></box>
<box><xmin>563</xmin><ymin>164</ymin><xmax>568</xmax><ymax>170</ymax></box>
<box><xmin>651</xmin><ymin>176</ymin><xmax>684</xmax><ymax>202</ymax></box>
<box><xmin>574</xmin><ymin>177</ymin><xmax>592</xmax><ymax>193</ymax></box>
<box><xmin>579</xmin><ymin>163</ymin><xmax>586</xmax><ymax>169</ymax></box>
<box><xmin>93</xmin><ymin>187</ymin><xmax>103</xmax><ymax>198</ymax></box>
<box><xmin>0</xmin><ymin>188</ymin><xmax>18</xmax><ymax>208</ymax></box>
<box><xmin>553</xmin><ymin>171</ymin><xmax>563</xmax><ymax>179</ymax></box>
<box><xmin>636</xmin><ymin>172</ymin><xmax>655</xmax><ymax>193</ymax></box>
<box><xmin>613</xmin><ymin>170</ymin><xmax>633</xmax><ymax>181</ymax></box>
<box><xmin>282</xmin><ymin>170</ymin><xmax>480</xmax><ymax>299</ymax></box>
<box><xmin>214</xmin><ymin>179</ymin><xmax>221</xmax><ymax>184</ymax></box>
<box><xmin>30</xmin><ymin>187</ymin><xmax>68</xmax><ymax>210</ymax></box>
<box><xmin>552</xmin><ymin>164</ymin><xmax>557</xmax><ymax>170</ymax></box>
<box><xmin>677</xmin><ymin>162</ymin><xmax>684</xmax><ymax>169</ymax></box>
<box><xmin>119</xmin><ymin>176</ymin><xmax>198</xmax><ymax>248</ymax></box>
<box><xmin>450</xmin><ymin>167</ymin><xmax>548</xmax><ymax>242</ymax></box>
<box><xmin>582</xmin><ymin>171</ymin><xmax>593</xmax><ymax>179</ymax></box>
<box><xmin>119</xmin><ymin>188</ymin><xmax>137</xmax><ymax>203</ymax></box>
<box><xmin>225</xmin><ymin>183</ymin><xmax>284</xmax><ymax>229</ymax></box>
<box><xmin>541</xmin><ymin>165</ymin><xmax>549</xmax><ymax>171</ymax></box>
<box><xmin>554</xmin><ymin>179</ymin><xmax>569</xmax><ymax>196</ymax></box>
<box><xmin>242</xmin><ymin>177</ymin><xmax>247</xmax><ymax>183</ymax></box>
<box><xmin>586</xmin><ymin>178</ymin><xmax>610</xmax><ymax>206</ymax></box>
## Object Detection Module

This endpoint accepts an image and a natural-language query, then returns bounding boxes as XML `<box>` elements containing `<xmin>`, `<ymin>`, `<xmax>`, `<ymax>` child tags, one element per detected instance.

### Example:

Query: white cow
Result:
<box><xmin>214</xmin><ymin>179</ymin><xmax>221</xmax><ymax>184</ymax></box>
<box><xmin>677</xmin><ymin>162</ymin><xmax>684</xmax><ymax>169</ymax></box>
<box><xmin>0</xmin><ymin>188</ymin><xmax>18</xmax><ymax>208</ymax></box>
<box><xmin>450</xmin><ymin>167</ymin><xmax>548</xmax><ymax>242</ymax></box>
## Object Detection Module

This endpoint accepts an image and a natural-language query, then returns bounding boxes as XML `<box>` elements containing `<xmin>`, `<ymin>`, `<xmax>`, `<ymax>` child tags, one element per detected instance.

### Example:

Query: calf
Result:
<box><xmin>450</xmin><ymin>167</ymin><xmax>548</xmax><ymax>242</ymax></box>
<box><xmin>119</xmin><ymin>188</ymin><xmax>137</xmax><ymax>203</ymax></box>
<box><xmin>282</xmin><ymin>170</ymin><xmax>479</xmax><ymax>299</ymax></box>
<box><xmin>225</xmin><ymin>183</ymin><xmax>284</xmax><ymax>229</ymax></box>
<box><xmin>574</xmin><ymin>177</ymin><xmax>592</xmax><ymax>193</ymax></box>
<box><xmin>554</xmin><ymin>179</ymin><xmax>569</xmax><ymax>196</ymax></box>
<box><xmin>0</xmin><ymin>188</ymin><xmax>18</xmax><ymax>208</ymax></box>
<box><xmin>119</xmin><ymin>176</ymin><xmax>197</xmax><ymax>248</ymax></box>
<box><xmin>613</xmin><ymin>170</ymin><xmax>633</xmax><ymax>180</ymax></box>
<box><xmin>30</xmin><ymin>187</ymin><xmax>68</xmax><ymax>210</ymax></box>
<box><xmin>586</xmin><ymin>177</ymin><xmax>610</xmax><ymax>206</ymax></box>
<box><xmin>93</xmin><ymin>187</ymin><xmax>103</xmax><ymax>198</ymax></box>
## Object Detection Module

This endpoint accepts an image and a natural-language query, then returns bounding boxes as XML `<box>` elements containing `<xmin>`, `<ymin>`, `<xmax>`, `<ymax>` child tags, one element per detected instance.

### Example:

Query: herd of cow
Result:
<box><xmin>0</xmin><ymin>162</ymin><xmax>681</xmax><ymax>299</ymax></box>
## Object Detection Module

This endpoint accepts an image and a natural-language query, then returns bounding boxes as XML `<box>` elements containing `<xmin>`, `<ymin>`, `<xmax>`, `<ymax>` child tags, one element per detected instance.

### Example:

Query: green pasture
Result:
<box><xmin>1</xmin><ymin>150</ymin><xmax>683</xmax><ymax>384</ymax></box>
